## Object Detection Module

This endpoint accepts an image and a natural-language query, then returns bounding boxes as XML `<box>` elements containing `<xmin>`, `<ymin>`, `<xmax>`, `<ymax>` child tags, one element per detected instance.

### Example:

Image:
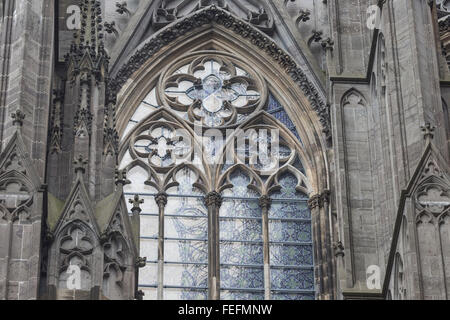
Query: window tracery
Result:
<box><xmin>119</xmin><ymin>51</ymin><xmax>315</xmax><ymax>300</ymax></box>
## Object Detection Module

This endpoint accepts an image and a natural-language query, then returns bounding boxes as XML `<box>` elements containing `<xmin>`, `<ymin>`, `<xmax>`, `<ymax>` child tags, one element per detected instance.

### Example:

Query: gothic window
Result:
<box><xmin>119</xmin><ymin>52</ymin><xmax>315</xmax><ymax>300</ymax></box>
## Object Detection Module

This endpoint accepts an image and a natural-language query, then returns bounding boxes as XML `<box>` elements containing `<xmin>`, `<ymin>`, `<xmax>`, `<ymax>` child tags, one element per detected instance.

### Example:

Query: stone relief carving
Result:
<box><xmin>58</xmin><ymin>222</ymin><xmax>94</xmax><ymax>290</ymax></box>
<box><xmin>152</xmin><ymin>0</ymin><xmax>275</xmax><ymax>35</ymax></box>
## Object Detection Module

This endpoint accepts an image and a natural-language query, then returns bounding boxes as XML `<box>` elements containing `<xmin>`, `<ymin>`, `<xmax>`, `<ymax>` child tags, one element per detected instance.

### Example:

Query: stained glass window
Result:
<box><xmin>220</xmin><ymin>170</ymin><xmax>264</xmax><ymax>300</ymax></box>
<box><xmin>119</xmin><ymin>52</ymin><xmax>315</xmax><ymax>300</ymax></box>
<box><xmin>269</xmin><ymin>173</ymin><xmax>315</xmax><ymax>300</ymax></box>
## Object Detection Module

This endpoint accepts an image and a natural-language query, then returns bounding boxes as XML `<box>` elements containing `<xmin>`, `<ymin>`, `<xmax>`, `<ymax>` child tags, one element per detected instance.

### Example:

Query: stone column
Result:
<box><xmin>155</xmin><ymin>192</ymin><xmax>168</xmax><ymax>300</ymax></box>
<box><xmin>308</xmin><ymin>190</ymin><xmax>335</xmax><ymax>300</ymax></box>
<box><xmin>205</xmin><ymin>191</ymin><xmax>222</xmax><ymax>300</ymax></box>
<box><xmin>129</xmin><ymin>195</ymin><xmax>144</xmax><ymax>300</ymax></box>
<box><xmin>259</xmin><ymin>195</ymin><xmax>272</xmax><ymax>300</ymax></box>
<box><xmin>308</xmin><ymin>194</ymin><xmax>323</xmax><ymax>299</ymax></box>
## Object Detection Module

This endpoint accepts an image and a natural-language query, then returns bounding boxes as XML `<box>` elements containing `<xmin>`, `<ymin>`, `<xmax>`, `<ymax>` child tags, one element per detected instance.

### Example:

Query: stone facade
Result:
<box><xmin>0</xmin><ymin>0</ymin><xmax>448</xmax><ymax>300</ymax></box>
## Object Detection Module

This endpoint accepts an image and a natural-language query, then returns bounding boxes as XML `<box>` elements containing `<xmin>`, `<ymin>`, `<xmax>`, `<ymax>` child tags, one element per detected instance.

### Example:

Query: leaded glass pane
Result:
<box><xmin>220</xmin><ymin>169</ymin><xmax>264</xmax><ymax>299</ymax></box>
<box><xmin>164</xmin><ymin>196</ymin><xmax>208</xmax><ymax>294</ymax></box>
<box><xmin>164</xmin><ymin>288</ymin><xmax>208</xmax><ymax>300</ymax></box>
<box><xmin>221</xmin><ymin>291</ymin><xmax>265</xmax><ymax>300</ymax></box>
<box><xmin>270</xmin><ymin>268</ymin><xmax>315</xmax><ymax>290</ymax></box>
<box><xmin>139</xmin><ymin>264</ymin><xmax>158</xmax><ymax>287</ymax></box>
<box><xmin>272</xmin><ymin>293</ymin><xmax>315</xmax><ymax>300</ymax></box>
<box><xmin>268</xmin><ymin>172</ymin><xmax>314</xmax><ymax>299</ymax></box>
<box><xmin>221</xmin><ymin>265</ymin><xmax>264</xmax><ymax>289</ymax></box>
<box><xmin>164</xmin><ymin>264</ymin><xmax>208</xmax><ymax>288</ymax></box>
<box><xmin>139</xmin><ymin>288</ymin><xmax>157</xmax><ymax>300</ymax></box>
<box><xmin>269</xmin><ymin>220</ymin><xmax>312</xmax><ymax>243</ymax></box>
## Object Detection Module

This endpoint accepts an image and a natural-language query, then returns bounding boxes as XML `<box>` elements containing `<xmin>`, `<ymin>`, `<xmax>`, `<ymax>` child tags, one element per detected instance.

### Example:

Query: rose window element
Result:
<box><xmin>131</xmin><ymin>124</ymin><xmax>191</xmax><ymax>170</ymax></box>
<box><xmin>161</xmin><ymin>54</ymin><xmax>266</xmax><ymax>127</ymax></box>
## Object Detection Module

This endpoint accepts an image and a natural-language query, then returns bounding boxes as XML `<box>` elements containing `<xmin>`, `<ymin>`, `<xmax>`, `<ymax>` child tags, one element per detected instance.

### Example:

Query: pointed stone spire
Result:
<box><xmin>66</xmin><ymin>0</ymin><xmax>109</xmax><ymax>83</ymax></box>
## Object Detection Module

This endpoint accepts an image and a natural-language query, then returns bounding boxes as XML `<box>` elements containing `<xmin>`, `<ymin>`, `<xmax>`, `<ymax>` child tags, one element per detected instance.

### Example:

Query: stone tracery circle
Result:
<box><xmin>158</xmin><ymin>51</ymin><xmax>268</xmax><ymax>128</ymax></box>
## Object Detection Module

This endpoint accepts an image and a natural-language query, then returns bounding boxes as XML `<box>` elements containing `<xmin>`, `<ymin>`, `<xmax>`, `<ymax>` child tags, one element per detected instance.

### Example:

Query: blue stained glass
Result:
<box><xmin>221</xmin><ymin>266</ymin><xmax>264</xmax><ymax>289</ymax></box>
<box><xmin>220</xmin><ymin>217</ymin><xmax>262</xmax><ymax>242</ymax></box>
<box><xmin>221</xmin><ymin>291</ymin><xmax>264</xmax><ymax>300</ymax></box>
<box><xmin>269</xmin><ymin>221</ymin><xmax>312</xmax><ymax>243</ymax></box>
<box><xmin>164</xmin><ymin>185</ymin><xmax>209</xmax><ymax>292</ymax></box>
<box><xmin>270</xmin><ymin>244</ymin><xmax>313</xmax><ymax>266</ymax></box>
<box><xmin>269</xmin><ymin>201</ymin><xmax>310</xmax><ymax>219</ymax></box>
<box><xmin>220</xmin><ymin>242</ymin><xmax>263</xmax><ymax>265</ymax></box>
<box><xmin>165</xmin><ymin>288</ymin><xmax>208</xmax><ymax>300</ymax></box>
<box><xmin>266</xmin><ymin>94</ymin><xmax>302</xmax><ymax>141</ymax></box>
<box><xmin>220</xmin><ymin>169</ymin><xmax>264</xmax><ymax>298</ymax></box>
<box><xmin>270</xmin><ymin>268</ymin><xmax>314</xmax><ymax>290</ymax></box>
<box><xmin>272</xmin><ymin>293</ymin><xmax>315</xmax><ymax>300</ymax></box>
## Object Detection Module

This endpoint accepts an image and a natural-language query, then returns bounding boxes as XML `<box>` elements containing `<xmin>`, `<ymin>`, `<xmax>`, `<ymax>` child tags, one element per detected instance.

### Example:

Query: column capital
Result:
<box><xmin>205</xmin><ymin>191</ymin><xmax>223</xmax><ymax>207</ymax></box>
<box><xmin>308</xmin><ymin>190</ymin><xmax>331</xmax><ymax>209</ymax></box>
<box><xmin>308</xmin><ymin>194</ymin><xmax>321</xmax><ymax>210</ymax></box>
<box><xmin>259</xmin><ymin>195</ymin><xmax>272</xmax><ymax>210</ymax></box>
<box><xmin>155</xmin><ymin>192</ymin><xmax>168</xmax><ymax>207</ymax></box>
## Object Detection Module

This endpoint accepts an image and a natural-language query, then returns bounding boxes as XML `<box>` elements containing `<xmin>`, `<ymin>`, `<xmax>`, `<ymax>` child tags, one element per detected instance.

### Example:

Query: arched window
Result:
<box><xmin>119</xmin><ymin>51</ymin><xmax>315</xmax><ymax>300</ymax></box>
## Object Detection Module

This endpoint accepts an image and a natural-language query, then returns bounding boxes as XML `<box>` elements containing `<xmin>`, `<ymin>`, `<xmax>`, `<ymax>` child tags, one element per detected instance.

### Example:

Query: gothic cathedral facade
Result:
<box><xmin>0</xmin><ymin>0</ymin><xmax>449</xmax><ymax>300</ymax></box>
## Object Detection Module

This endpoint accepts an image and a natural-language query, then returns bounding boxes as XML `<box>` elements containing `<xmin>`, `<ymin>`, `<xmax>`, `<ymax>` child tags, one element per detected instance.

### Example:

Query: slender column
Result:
<box><xmin>128</xmin><ymin>194</ymin><xmax>144</xmax><ymax>300</ymax></box>
<box><xmin>259</xmin><ymin>196</ymin><xmax>272</xmax><ymax>300</ymax></box>
<box><xmin>205</xmin><ymin>191</ymin><xmax>222</xmax><ymax>300</ymax></box>
<box><xmin>320</xmin><ymin>190</ymin><xmax>334</xmax><ymax>300</ymax></box>
<box><xmin>155</xmin><ymin>192</ymin><xmax>168</xmax><ymax>300</ymax></box>
<box><xmin>308</xmin><ymin>194</ymin><xmax>323</xmax><ymax>299</ymax></box>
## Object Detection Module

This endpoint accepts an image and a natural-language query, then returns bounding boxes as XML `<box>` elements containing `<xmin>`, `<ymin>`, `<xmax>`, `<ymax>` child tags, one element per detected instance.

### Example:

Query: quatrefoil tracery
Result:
<box><xmin>160</xmin><ymin>53</ymin><xmax>266</xmax><ymax>128</ymax></box>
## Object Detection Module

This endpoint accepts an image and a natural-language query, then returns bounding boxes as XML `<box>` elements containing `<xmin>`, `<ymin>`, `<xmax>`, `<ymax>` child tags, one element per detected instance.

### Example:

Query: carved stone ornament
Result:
<box><xmin>111</xmin><ymin>6</ymin><xmax>330</xmax><ymax>142</ymax></box>
<box><xmin>159</xmin><ymin>52</ymin><xmax>266</xmax><ymax>128</ymax></box>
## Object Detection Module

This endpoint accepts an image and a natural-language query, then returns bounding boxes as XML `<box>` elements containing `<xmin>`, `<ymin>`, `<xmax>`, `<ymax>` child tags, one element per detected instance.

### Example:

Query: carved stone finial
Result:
<box><xmin>204</xmin><ymin>191</ymin><xmax>223</xmax><ymax>207</ymax></box>
<box><xmin>11</xmin><ymin>110</ymin><xmax>25</xmax><ymax>127</ymax></box>
<box><xmin>136</xmin><ymin>257</ymin><xmax>147</xmax><ymax>268</ymax></box>
<box><xmin>421</xmin><ymin>123</ymin><xmax>435</xmax><ymax>142</ymax></box>
<box><xmin>155</xmin><ymin>192</ymin><xmax>168</xmax><ymax>207</ymax></box>
<box><xmin>73</xmin><ymin>154</ymin><xmax>88</xmax><ymax>175</ymax></box>
<box><xmin>333</xmin><ymin>241</ymin><xmax>345</xmax><ymax>258</ymax></box>
<box><xmin>115</xmin><ymin>168</ymin><xmax>131</xmax><ymax>186</ymax></box>
<box><xmin>116</xmin><ymin>2</ymin><xmax>130</xmax><ymax>15</ymax></box>
<box><xmin>129</xmin><ymin>195</ymin><xmax>144</xmax><ymax>214</ymax></box>
<box><xmin>259</xmin><ymin>195</ymin><xmax>272</xmax><ymax>210</ymax></box>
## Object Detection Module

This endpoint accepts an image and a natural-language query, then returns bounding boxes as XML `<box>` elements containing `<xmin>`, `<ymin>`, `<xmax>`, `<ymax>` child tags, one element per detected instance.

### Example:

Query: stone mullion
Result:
<box><xmin>259</xmin><ymin>196</ymin><xmax>272</xmax><ymax>300</ymax></box>
<box><xmin>205</xmin><ymin>192</ymin><xmax>222</xmax><ymax>300</ymax></box>
<box><xmin>1</xmin><ymin>220</ymin><xmax>13</xmax><ymax>299</ymax></box>
<box><xmin>309</xmin><ymin>191</ymin><xmax>335</xmax><ymax>300</ymax></box>
<box><xmin>308</xmin><ymin>194</ymin><xmax>323</xmax><ymax>299</ymax></box>
<box><xmin>320</xmin><ymin>191</ymin><xmax>334</xmax><ymax>299</ymax></box>
<box><xmin>155</xmin><ymin>192</ymin><xmax>168</xmax><ymax>300</ymax></box>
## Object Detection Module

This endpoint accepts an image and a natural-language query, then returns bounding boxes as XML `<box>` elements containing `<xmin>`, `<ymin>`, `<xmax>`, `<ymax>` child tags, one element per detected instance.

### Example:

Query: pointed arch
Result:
<box><xmin>112</xmin><ymin>8</ymin><xmax>329</xmax><ymax>194</ymax></box>
<box><xmin>113</xmin><ymin>7</ymin><xmax>333</xmax><ymax>300</ymax></box>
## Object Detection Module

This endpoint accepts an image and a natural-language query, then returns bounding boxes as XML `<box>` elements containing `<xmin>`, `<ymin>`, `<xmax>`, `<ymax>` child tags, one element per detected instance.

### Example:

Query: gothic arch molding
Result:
<box><xmin>113</xmin><ymin>18</ymin><xmax>330</xmax><ymax>194</ymax></box>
